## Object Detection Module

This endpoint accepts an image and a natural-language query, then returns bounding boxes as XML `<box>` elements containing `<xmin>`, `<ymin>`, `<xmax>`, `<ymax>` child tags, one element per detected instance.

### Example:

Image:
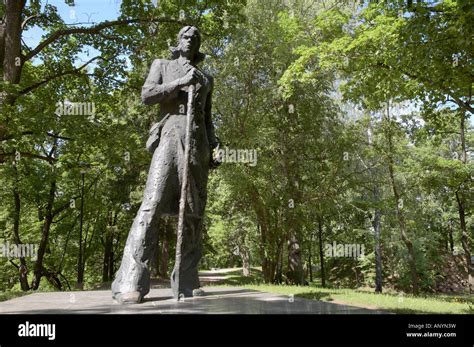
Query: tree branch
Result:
<box><xmin>374</xmin><ymin>62</ymin><xmax>474</xmax><ymax>114</ymax></box>
<box><xmin>18</xmin><ymin>56</ymin><xmax>102</xmax><ymax>96</ymax></box>
<box><xmin>0</xmin><ymin>151</ymin><xmax>56</xmax><ymax>164</ymax></box>
<box><xmin>21</xmin><ymin>14</ymin><xmax>42</xmax><ymax>30</ymax></box>
<box><xmin>24</xmin><ymin>17</ymin><xmax>184</xmax><ymax>62</ymax></box>
<box><xmin>52</xmin><ymin>197</ymin><xmax>78</xmax><ymax>218</ymax></box>
<box><xmin>52</xmin><ymin>174</ymin><xmax>100</xmax><ymax>217</ymax></box>
<box><xmin>9</xmin><ymin>259</ymin><xmax>20</xmax><ymax>270</ymax></box>
<box><xmin>47</xmin><ymin>132</ymin><xmax>74</xmax><ymax>141</ymax></box>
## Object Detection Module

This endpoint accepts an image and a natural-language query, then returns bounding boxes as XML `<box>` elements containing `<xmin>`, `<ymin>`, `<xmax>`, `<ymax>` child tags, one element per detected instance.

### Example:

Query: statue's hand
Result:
<box><xmin>179</xmin><ymin>68</ymin><xmax>199</xmax><ymax>88</ymax></box>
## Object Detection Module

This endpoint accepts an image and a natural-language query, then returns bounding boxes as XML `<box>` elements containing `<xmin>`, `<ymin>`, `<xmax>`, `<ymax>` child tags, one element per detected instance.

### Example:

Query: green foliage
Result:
<box><xmin>0</xmin><ymin>0</ymin><xmax>471</xmax><ymax>298</ymax></box>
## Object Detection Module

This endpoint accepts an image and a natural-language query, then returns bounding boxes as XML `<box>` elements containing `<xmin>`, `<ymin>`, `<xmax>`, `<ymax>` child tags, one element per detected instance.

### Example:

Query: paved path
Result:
<box><xmin>0</xmin><ymin>286</ymin><xmax>387</xmax><ymax>314</ymax></box>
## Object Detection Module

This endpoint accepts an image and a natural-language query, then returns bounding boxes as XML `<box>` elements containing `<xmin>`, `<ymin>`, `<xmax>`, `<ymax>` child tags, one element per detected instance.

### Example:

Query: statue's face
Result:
<box><xmin>178</xmin><ymin>31</ymin><xmax>199</xmax><ymax>59</ymax></box>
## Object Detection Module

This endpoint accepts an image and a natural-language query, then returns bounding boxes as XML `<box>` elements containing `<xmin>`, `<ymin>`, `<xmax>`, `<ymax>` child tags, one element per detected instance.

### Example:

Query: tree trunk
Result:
<box><xmin>156</xmin><ymin>218</ymin><xmax>173</xmax><ymax>279</ymax></box>
<box><xmin>81</xmin><ymin>193</ymin><xmax>100</xmax><ymax>286</ymax></box>
<box><xmin>160</xmin><ymin>236</ymin><xmax>170</xmax><ymax>278</ymax></box>
<box><xmin>317</xmin><ymin>216</ymin><xmax>326</xmax><ymax>288</ymax></box>
<box><xmin>76</xmin><ymin>173</ymin><xmax>85</xmax><ymax>289</ymax></box>
<box><xmin>373</xmin><ymin>208</ymin><xmax>383</xmax><ymax>293</ymax></box>
<box><xmin>1</xmin><ymin>0</ymin><xmax>25</xmax><ymax>144</ymax></box>
<box><xmin>455</xmin><ymin>190</ymin><xmax>469</xmax><ymax>266</ymax></box>
<box><xmin>0</xmin><ymin>15</ymin><xmax>5</xmax><ymax>111</ymax></box>
<box><xmin>109</xmin><ymin>249</ymin><xmax>115</xmax><ymax>282</ymax></box>
<box><xmin>308</xmin><ymin>232</ymin><xmax>313</xmax><ymax>282</ymax></box>
<box><xmin>31</xmin><ymin>180</ymin><xmax>56</xmax><ymax>290</ymax></box>
<box><xmin>274</xmin><ymin>239</ymin><xmax>283</xmax><ymax>283</ymax></box>
<box><xmin>0</xmin><ymin>18</ymin><xmax>5</xmax><ymax>76</ymax></box>
<box><xmin>368</xmin><ymin>117</ymin><xmax>383</xmax><ymax>293</ymax></box>
<box><xmin>385</xmin><ymin>101</ymin><xmax>418</xmax><ymax>294</ymax></box>
<box><xmin>102</xmin><ymin>223</ymin><xmax>113</xmax><ymax>282</ymax></box>
<box><xmin>257</xmin><ymin>222</ymin><xmax>276</xmax><ymax>283</ymax></box>
<box><xmin>249</xmin><ymin>189</ymin><xmax>276</xmax><ymax>283</ymax></box>
<box><xmin>108</xmin><ymin>212</ymin><xmax>119</xmax><ymax>281</ymax></box>
<box><xmin>12</xmin><ymin>168</ymin><xmax>30</xmax><ymax>291</ymax></box>
<box><xmin>448</xmin><ymin>221</ymin><xmax>454</xmax><ymax>254</ymax></box>
<box><xmin>265</xmin><ymin>259</ymin><xmax>277</xmax><ymax>283</ymax></box>
<box><xmin>259</xmin><ymin>219</ymin><xmax>270</xmax><ymax>281</ymax></box>
<box><xmin>2</xmin><ymin>0</ymin><xmax>25</xmax><ymax>117</ymax></box>
<box><xmin>457</xmin><ymin>110</ymin><xmax>472</xmax><ymax>292</ymax></box>
<box><xmin>388</xmin><ymin>138</ymin><xmax>418</xmax><ymax>294</ymax></box>
<box><xmin>287</xmin><ymin>232</ymin><xmax>304</xmax><ymax>284</ymax></box>
<box><xmin>3</xmin><ymin>0</ymin><xmax>24</xmax><ymax>85</ymax></box>
<box><xmin>42</xmin><ymin>266</ymin><xmax>62</xmax><ymax>291</ymax></box>
<box><xmin>152</xmin><ymin>228</ymin><xmax>161</xmax><ymax>278</ymax></box>
<box><xmin>241</xmin><ymin>247</ymin><xmax>250</xmax><ymax>277</ymax></box>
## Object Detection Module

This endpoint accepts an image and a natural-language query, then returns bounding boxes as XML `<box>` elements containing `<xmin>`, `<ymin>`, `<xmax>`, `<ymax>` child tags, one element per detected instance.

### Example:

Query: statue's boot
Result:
<box><xmin>192</xmin><ymin>288</ymin><xmax>205</xmax><ymax>296</ymax></box>
<box><xmin>115</xmin><ymin>291</ymin><xmax>143</xmax><ymax>305</ymax></box>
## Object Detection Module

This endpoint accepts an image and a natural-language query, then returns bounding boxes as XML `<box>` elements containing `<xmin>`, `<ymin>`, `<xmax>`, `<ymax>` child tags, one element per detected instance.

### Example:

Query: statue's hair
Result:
<box><xmin>170</xmin><ymin>26</ymin><xmax>206</xmax><ymax>64</ymax></box>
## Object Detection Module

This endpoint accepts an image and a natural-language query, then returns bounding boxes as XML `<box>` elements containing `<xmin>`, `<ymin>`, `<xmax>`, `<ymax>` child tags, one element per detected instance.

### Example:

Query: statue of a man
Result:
<box><xmin>112</xmin><ymin>26</ymin><xmax>218</xmax><ymax>304</ymax></box>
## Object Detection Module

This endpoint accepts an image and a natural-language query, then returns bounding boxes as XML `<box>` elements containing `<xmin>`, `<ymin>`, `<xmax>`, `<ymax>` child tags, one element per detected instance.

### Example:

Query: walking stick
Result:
<box><xmin>173</xmin><ymin>84</ymin><xmax>195</xmax><ymax>300</ymax></box>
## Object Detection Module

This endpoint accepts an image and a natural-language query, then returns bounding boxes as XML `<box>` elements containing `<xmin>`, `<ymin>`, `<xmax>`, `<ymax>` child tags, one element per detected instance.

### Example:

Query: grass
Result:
<box><xmin>203</xmin><ymin>268</ymin><xmax>474</xmax><ymax>314</ymax></box>
<box><xmin>243</xmin><ymin>284</ymin><xmax>473</xmax><ymax>314</ymax></box>
<box><xmin>0</xmin><ymin>290</ymin><xmax>28</xmax><ymax>302</ymax></box>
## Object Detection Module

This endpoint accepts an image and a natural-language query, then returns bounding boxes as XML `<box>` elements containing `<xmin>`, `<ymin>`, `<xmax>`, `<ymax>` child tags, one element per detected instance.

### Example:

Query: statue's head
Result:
<box><xmin>170</xmin><ymin>26</ymin><xmax>205</xmax><ymax>64</ymax></box>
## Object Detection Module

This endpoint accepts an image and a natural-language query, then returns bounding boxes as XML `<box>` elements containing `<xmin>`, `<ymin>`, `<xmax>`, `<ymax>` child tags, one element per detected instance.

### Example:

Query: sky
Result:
<box><xmin>23</xmin><ymin>0</ymin><xmax>124</xmax><ymax>65</ymax></box>
<box><xmin>20</xmin><ymin>0</ymin><xmax>473</xmax><ymax>127</ymax></box>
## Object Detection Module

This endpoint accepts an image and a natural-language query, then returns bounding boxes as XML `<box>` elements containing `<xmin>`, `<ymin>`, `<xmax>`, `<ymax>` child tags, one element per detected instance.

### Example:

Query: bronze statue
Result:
<box><xmin>112</xmin><ymin>26</ymin><xmax>218</xmax><ymax>304</ymax></box>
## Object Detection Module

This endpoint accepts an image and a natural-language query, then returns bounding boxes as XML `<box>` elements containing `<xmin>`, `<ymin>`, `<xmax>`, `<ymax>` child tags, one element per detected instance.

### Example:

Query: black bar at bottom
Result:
<box><xmin>0</xmin><ymin>314</ymin><xmax>472</xmax><ymax>345</ymax></box>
